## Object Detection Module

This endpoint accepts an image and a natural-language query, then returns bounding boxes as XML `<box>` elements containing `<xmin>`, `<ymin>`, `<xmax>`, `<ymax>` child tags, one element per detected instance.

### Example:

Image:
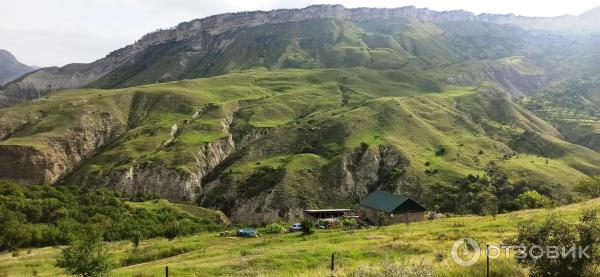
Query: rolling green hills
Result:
<box><xmin>1</xmin><ymin>5</ymin><xmax>600</xmax><ymax>224</ymax></box>
<box><xmin>2</xmin><ymin>5</ymin><xmax>600</xmax><ymax>276</ymax></box>
<box><xmin>2</xmin><ymin>67</ymin><xmax>599</xmax><ymax>223</ymax></box>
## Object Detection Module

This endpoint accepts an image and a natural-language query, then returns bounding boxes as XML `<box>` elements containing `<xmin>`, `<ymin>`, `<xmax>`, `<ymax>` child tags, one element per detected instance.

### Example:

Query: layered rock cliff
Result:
<box><xmin>0</xmin><ymin>111</ymin><xmax>126</xmax><ymax>184</ymax></box>
<box><xmin>2</xmin><ymin>5</ymin><xmax>599</xmax><ymax>107</ymax></box>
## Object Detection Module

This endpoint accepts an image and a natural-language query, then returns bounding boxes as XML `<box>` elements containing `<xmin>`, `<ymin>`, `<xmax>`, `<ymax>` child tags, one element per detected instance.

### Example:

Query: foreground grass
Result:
<box><xmin>1</xmin><ymin>198</ymin><xmax>599</xmax><ymax>276</ymax></box>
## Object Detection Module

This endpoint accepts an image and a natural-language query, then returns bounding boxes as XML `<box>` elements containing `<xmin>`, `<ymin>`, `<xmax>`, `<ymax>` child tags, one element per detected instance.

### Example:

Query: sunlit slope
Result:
<box><xmin>2</xmin><ymin>198</ymin><xmax>600</xmax><ymax>276</ymax></box>
<box><xmin>1</xmin><ymin>68</ymin><xmax>599</xmax><ymax>222</ymax></box>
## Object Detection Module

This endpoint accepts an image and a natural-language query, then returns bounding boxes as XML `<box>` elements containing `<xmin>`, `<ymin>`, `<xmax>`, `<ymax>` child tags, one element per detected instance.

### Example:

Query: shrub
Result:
<box><xmin>516</xmin><ymin>190</ymin><xmax>553</xmax><ymax>209</ymax></box>
<box><xmin>575</xmin><ymin>176</ymin><xmax>600</xmax><ymax>198</ymax></box>
<box><xmin>240</xmin><ymin>249</ymin><xmax>251</xmax><ymax>257</ymax></box>
<box><xmin>510</xmin><ymin>209</ymin><xmax>600</xmax><ymax>276</ymax></box>
<box><xmin>300</xmin><ymin>218</ymin><xmax>315</xmax><ymax>235</ymax></box>
<box><xmin>130</xmin><ymin>231</ymin><xmax>142</xmax><ymax>249</ymax></box>
<box><xmin>340</xmin><ymin>217</ymin><xmax>357</xmax><ymax>229</ymax></box>
<box><xmin>264</xmin><ymin>223</ymin><xmax>286</xmax><ymax>234</ymax></box>
<box><xmin>56</xmin><ymin>229</ymin><xmax>114</xmax><ymax>277</ymax></box>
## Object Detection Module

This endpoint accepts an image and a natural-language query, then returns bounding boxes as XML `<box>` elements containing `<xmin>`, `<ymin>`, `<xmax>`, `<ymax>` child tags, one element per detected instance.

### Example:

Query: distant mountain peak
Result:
<box><xmin>579</xmin><ymin>6</ymin><xmax>600</xmax><ymax>18</ymax></box>
<box><xmin>0</xmin><ymin>49</ymin><xmax>35</xmax><ymax>85</ymax></box>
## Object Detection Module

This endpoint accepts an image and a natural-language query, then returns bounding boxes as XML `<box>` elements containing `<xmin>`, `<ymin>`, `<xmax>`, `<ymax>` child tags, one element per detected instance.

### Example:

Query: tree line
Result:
<box><xmin>0</xmin><ymin>181</ymin><xmax>223</xmax><ymax>251</ymax></box>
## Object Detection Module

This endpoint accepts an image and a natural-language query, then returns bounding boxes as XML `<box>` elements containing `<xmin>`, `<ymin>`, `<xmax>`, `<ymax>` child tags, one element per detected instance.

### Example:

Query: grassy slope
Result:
<box><xmin>520</xmin><ymin>78</ymin><xmax>600</xmax><ymax>152</ymax></box>
<box><xmin>126</xmin><ymin>199</ymin><xmax>230</xmax><ymax>225</ymax></box>
<box><xmin>2</xmin><ymin>198</ymin><xmax>599</xmax><ymax>276</ymax></box>
<box><xmin>2</xmin><ymin>68</ymin><xmax>600</xmax><ymax>215</ymax></box>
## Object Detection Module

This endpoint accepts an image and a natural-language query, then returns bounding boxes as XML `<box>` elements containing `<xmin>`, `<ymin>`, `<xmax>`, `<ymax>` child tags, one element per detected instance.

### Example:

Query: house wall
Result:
<box><xmin>358</xmin><ymin>206</ymin><xmax>426</xmax><ymax>226</ymax></box>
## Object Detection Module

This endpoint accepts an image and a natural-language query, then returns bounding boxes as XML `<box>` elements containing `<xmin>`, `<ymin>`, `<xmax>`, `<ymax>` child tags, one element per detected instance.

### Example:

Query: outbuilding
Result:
<box><xmin>304</xmin><ymin>209</ymin><xmax>355</xmax><ymax>219</ymax></box>
<box><xmin>358</xmin><ymin>191</ymin><xmax>427</xmax><ymax>225</ymax></box>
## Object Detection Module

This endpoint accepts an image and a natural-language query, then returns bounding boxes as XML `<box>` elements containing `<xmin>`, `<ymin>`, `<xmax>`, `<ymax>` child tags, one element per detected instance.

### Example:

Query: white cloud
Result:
<box><xmin>0</xmin><ymin>0</ymin><xmax>598</xmax><ymax>67</ymax></box>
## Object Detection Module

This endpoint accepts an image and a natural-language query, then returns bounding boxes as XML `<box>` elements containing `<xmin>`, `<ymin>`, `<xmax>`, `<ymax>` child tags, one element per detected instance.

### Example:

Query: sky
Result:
<box><xmin>1</xmin><ymin>0</ymin><xmax>599</xmax><ymax>67</ymax></box>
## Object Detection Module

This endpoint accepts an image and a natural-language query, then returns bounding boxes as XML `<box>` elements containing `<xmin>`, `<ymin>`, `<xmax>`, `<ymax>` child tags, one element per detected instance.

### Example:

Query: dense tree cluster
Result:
<box><xmin>428</xmin><ymin>163</ymin><xmax>562</xmax><ymax>215</ymax></box>
<box><xmin>0</xmin><ymin>181</ymin><xmax>222</xmax><ymax>251</ymax></box>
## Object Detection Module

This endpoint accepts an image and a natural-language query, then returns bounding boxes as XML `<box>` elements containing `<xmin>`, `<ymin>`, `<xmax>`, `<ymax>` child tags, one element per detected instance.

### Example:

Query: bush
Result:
<box><xmin>340</xmin><ymin>217</ymin><xmax>357</xmax><ymax>229</ymax></box>
<box><xmin>575</xmin><ymin>176</ymin><xmax>600</xmax><ymax>198</ymax></box>
<box><xmin>56</xmin><ymin>228</ymin><xmax>114</xmax><ymax>277</ymax></box>
<box><xmin>264</xmin><ymin>223</ymin><xmax>286</xmax><ymax>234</ymax></box>
<box><xmin>516</xmin><ymin>190</ymin><xmax>553</xmax><ymax>209</ymax></box>
<box><xmin>130</xmin><ymin>231</ymin><xmax>142</xmax><ymax>249</ymax></box>
<box><xmin>300</xmin><ymin>218</ymin><xmax>315</xmax><ymax>235</ymax></box>
<box><xmin>510</xmin><ymin>209</ymin><xmax>600</xmax><ymax>276</ymax></box>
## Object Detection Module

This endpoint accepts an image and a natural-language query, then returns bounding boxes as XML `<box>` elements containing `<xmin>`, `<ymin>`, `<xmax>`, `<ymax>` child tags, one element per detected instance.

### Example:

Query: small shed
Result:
<box><xmin>358</xmin><ymin>191</ymin><xmax>427</xmax><ymax>225</ymax></box>
<box><xmin>304</xmin><ymin>209</ymin><xmax>355</xmax><ymax>219</ymax></box>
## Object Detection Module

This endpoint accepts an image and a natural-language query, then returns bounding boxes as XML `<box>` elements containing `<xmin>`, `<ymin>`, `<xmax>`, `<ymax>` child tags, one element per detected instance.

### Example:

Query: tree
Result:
<box><xmin>130</xmin><ymin>230</ymin><xmax>142</xmax><ymax>249</ymax></box>
<box><xmin>575</xmin><ymin>176</ymin><xmax>600</xmax><ymax>198</ymax></box>
<box><xmin>516</xmin><ymin>190</ymin><xmax>553</xmax><ymax>210</ymax></box>
<box><xmin>56</xmin><ymin>229</ymin><xmax>114</xmax><ymax>277</ymax></box>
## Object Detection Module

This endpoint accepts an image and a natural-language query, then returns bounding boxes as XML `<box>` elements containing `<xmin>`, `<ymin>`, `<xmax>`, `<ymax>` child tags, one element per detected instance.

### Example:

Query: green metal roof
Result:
<box><xmin>359</xmin><ymin>191</ymin><xmax>426</xmax><ymax>214</ymax></box>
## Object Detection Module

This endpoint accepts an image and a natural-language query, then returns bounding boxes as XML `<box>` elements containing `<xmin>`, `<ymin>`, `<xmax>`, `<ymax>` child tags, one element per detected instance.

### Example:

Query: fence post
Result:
<box><xmin>486</xmin><ymin>245</ymin><xmax>490</xmax><ymax>277</ymax></box>
<box><xmin>166</xmin><ymin>266</ymin><xmax>169</xmax><ymax>277</ymax></box>
<box><xmin>331</xmin><ymin>253</ymin><xmax>335</xmax><ymax>273</ymax></box>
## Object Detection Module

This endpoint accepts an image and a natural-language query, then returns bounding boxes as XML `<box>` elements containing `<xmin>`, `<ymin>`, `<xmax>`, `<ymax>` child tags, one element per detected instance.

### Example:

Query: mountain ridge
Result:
<box><xmin>2</xmin><ymin>4</ymin><xmax>600</xmax><ymax>108</ymax></box>
<box><xmin>2</xmin><ymin>5</ymin><xmax>600</xmax><ymax>222</ymax></box>
<box><xmin>0</xmin><ymin>49</ymin><xmax>35</xmax><ymax>85</ymax></box>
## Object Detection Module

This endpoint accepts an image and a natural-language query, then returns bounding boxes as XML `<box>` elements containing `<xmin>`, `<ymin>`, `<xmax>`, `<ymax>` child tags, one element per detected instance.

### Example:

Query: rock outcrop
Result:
<box><xmin>0</xmin><ymin>111</ymin><xmax>126</xmax><ymax>184</ymax></box>
<box><xmin>102</xmin><ymin>102</ymin><xmax>271</xmax><ymax>201</ymax></box>
<box><xmin>336</xmin><ymin>144</ymin><xmax>411</xmax><ymax>198</ymax></box>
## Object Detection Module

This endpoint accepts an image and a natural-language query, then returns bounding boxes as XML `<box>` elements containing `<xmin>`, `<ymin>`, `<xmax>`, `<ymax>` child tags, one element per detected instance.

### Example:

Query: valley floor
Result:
<box><xmin>2</xmin><ymin>199</ymin><xmax>600</xmax><ymax>276</ymax></box>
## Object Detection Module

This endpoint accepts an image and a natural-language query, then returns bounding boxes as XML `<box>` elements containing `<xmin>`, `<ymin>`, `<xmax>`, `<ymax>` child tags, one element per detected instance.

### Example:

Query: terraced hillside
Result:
<box><xmin>521</xmin><ymin>78</ymin><xmax>600</xmax><ymax>151</ymax></box>
<box><xmin>1</xmin><ymin>67</ymin><xmax>599</xmax><ymax>223</ymax></box>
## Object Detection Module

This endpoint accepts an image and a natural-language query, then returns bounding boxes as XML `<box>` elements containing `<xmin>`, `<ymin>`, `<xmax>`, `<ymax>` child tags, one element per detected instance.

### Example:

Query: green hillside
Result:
<box><xmin>2</xmin><ymin>197</ymin><xmax>599</xmax><ymax>276</ymax></box>
<box><xmin>1</xmin><ymin>67</ymin><xmax>599</xmax><ymax>223</ymax></box>
<box><xmin>3</xmin><ymin>5</ymin><xmax>600</xmax><ymax>276</ymax></box>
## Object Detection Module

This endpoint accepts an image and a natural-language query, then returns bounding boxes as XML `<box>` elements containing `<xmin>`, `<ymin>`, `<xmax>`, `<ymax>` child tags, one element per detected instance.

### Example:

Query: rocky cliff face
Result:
<box><xmin>0</xmin><ymin>56</ymin><xmax>129</xmax><ymax>107</ymax></box>
<box><xmin>336</xmin><ymin>144</ymin><xmax>410</xmax><ymax>198</ymax></box>
<box><xmin>95</xmin><ymin>102</ymin><xmax>271</xmax><ymax>202</ymax></box>
<box><xmin>2</xmin><ymin>5</ymin><xmax>597</xmax><ymax>107</ymax></box>
<box><xmin>0</xmin><ymin>111</ymin><xmax>126</xmax><ymax>184</ymax></box>
<box><xmin>106</xmin><ymin>135</ymin><xmax>236</xmax><ymax>201</ymax></box>
<box><xmin>198</xmin><ymin>143</ymin><xmax>413</xmax><ymax>224</ymax></box>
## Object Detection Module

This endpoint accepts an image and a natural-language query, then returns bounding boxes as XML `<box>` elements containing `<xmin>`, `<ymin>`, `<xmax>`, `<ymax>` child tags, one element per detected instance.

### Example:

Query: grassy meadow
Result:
<box><xmin>2</xmin><ymin>198</ymin><xmax>599</xmax><ymax>276</ymax></box>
